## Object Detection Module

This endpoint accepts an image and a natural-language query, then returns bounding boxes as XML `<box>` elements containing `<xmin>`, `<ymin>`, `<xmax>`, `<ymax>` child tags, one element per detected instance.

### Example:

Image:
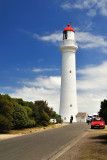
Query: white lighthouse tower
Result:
<box><xmin>59</xmin><ymin>24</ymin><xmax>78</xmax><ymax>122</ymax></box>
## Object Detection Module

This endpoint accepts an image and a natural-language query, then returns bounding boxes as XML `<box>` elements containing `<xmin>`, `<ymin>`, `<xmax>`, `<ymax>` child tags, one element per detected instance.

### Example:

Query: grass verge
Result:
<box><xmin>78</xmin><ymin>125</ymin><xmax>107</xmax><ymax>160</ymax></box>
<box><xmin>56</xmin><ymin>125</ymin><xmax>107</xmax><ymax>160</ymax></box>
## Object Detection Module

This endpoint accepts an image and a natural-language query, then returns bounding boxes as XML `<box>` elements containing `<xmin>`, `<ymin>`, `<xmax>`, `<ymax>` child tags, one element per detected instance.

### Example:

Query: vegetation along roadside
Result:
<box><xmin>0</xmin><ymin>94</ymin><xmax>61</xmax><ymax>133</ymax></box>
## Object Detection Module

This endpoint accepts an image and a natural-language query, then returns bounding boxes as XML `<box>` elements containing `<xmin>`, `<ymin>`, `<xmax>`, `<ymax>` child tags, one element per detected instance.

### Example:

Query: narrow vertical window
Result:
<box><xmin>63</xmin><ymin>31</ymin><xmax>67</xmax><ymax>40</ymax></box>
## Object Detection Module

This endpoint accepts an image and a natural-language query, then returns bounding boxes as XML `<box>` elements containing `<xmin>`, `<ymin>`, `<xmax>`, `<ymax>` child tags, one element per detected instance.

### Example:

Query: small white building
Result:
<box><xmin>76</xmin><ymin>112</ymin><xmax>88</xmax><ymax>122</ymax></box>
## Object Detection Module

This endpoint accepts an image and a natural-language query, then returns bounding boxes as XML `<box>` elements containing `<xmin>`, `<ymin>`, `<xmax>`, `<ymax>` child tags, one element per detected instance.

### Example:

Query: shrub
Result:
<box><xmin>27</xmin><ymin>119</ymin><xmax>36</xmax><ymax>128</ymax></box>
<box><xmin>40</xmin><ymin>111</ymin><xmax>50</xmax><ymax>126</ymax></box>
<box><xmin>24</xmin><ymin>106</ymin><xmax>33</xmax><ymax>117</ymax></box>
<box><xmin>13</xmin><ymin>105</ymin><xmax>28</xmax><ymax>129</ymax></box>
<box><xmin>0</xmin><ymin>114</ymin><xmax>12</xmax><ymax>132</ymax></box>
<box><xmin>0</xmin><ymin>94</ymin><xmax>13</xmax><ymax>131</ymax></box>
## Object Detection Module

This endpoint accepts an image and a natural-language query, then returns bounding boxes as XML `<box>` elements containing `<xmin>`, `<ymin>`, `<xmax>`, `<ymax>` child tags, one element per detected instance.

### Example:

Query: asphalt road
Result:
<box><xmin>0</xmin><ymin>123</ymin><xmax>90</xmax><ymax>160</ymax></box>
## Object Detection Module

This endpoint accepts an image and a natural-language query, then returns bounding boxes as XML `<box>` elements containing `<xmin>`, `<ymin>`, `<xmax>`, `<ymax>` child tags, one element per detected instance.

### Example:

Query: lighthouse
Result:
<box><xmin>59</xmin><ymin>24</ymin><xmax>78</xmax><ymax>122</ymax></box>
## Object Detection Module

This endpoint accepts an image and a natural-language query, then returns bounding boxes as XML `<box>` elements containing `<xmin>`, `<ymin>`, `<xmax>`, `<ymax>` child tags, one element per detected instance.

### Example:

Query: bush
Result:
<box><xmin>0</xmin><ymin>94</ymin><xmax>13</xmax><ymax>131</ymax></box>
<box><xmin>40</xmin><ymin>111</ymin><xmax>50</xmax><ymax>126</ymax></box>
<box><xmin>0</xmin><ymin>94</ymin><xmax>62</xmax><ymax>130</ymax></box>
<box><xmin>13</xmin><ymin>105</ymin><xmax>28</xmax><ymax>129</ymax></box>
<box><xmin>27</xmin><ymin>119</ymin><xmax>36</xmax><ymax>128</ymax></box>
<box><xmin>0</xmin><ymin>114</ymin><xmax>12</xmax><ymax>132</ymax></box>
<box><xmin>24</xmin><ymin>106</ymin><xmax>33</xmax><ymax>117</ymax></box>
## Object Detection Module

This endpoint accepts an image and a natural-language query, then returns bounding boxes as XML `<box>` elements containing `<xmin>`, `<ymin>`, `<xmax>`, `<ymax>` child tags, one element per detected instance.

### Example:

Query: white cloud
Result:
<box><xmin>60</xmin><ymin>0</ymin><xmax>107</xmax><ymax>16</ymax></box>
<box><xmin>75</xmin><ymin>32</ymin><xmax>107</xmax><ymax>49</ymax></box>
<box><xmin>20</xmin><ymin>76</ymin><xmax>61</xmax><ymax>89</ymax></box>
<box><xmin>102</xmin><ymin>48</ymin><xmax>107</xmax><ymax>54</ymax></box>
<box><xmin>77</xmin><ymin>92</ymin><xmax>106</xmax><ymax>114</ymax></box>
<box><xmin>87</xmin><ymin>9</ymin><xmax>97</xmax><ymax>16</ymax></box>
<box><xmin>9</xmin><ymin>61</ymin><xmax>107</xmax><ymax>115</ymax></box>
<box><xmin>97</xmin><ymin>0</ymin><xmax>107</xmax><ymax>16</ymax></box>
<box><xmin>60</xmin><ymin>2</ymin><xmax>72</xmax><ymax>10</ymax></box>
<box><xmin>10</xmin><ymin>76</ymin><xmax>61</xmax><ymax>113</ymax></box>
<box><xmin>32</xmin><ymin>68</ymin><xmax>59</xmax><ymax>72</ymax></box>
<box><xmin>74</xmin><ymin>0</ymin><xmax>97</xmax><ymax>9</ymax></box>
<box><xmin>60</xmin><ymin>0</ymin><xmax>97</xmax><ymax>10</ymax></box>
<box><xmin>77</xmin><ymin>61</ymin><xmax>107</xmax><ymax>114</ymax></box>
<box><xmin>77</xmin><ymin>61</ymin><xmax>107</xmax><ymax>91</ymax></box>
<box><xmin>0</xmin><ymin>86</ymin><xmax>13</xmax><ymax>92</ymax></box>
<box><xmin>10</xmin><ymin>86</ymin><xmax>60</xmax><ymax>113</ymax></box>
<box><xmin>33</xmin><ymin>32</ymin><xmax>62</xmax><ymax>44</ymax></box>
<box><xmin>34</xmin><ymin>30</ymin><xmax>107</xmax><ymax>53</ymax></box>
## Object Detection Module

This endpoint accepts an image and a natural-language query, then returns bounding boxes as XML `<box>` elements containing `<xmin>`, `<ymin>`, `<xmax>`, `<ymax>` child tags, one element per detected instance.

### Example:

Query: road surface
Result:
<box><xmin>0</xmin><ymin>123</ymin><xmax>90</xmax><ymax>160</ymax></box>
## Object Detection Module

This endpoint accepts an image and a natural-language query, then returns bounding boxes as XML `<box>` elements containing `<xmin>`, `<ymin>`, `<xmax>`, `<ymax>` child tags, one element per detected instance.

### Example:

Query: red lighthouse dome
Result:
<box><xmin>63</xmin><ymin>24</ymin><xmax>75</xmax><ymax>32</ymax></box>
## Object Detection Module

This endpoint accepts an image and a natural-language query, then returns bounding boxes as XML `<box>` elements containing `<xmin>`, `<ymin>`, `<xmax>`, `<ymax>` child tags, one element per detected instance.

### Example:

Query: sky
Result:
<box><xmin>0</xmin><ymin>0</ymin><xmax>107</xmax><ymax>115</ymax></box>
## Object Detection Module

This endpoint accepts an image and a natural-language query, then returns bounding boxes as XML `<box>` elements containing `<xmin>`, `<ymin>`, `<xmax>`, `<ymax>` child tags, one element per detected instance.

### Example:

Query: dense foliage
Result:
<box><xmin>99</xmin><ymin>99</ymin><xmax>107</xmax><ymax>124</ymax></box>
<box><xmin>0</xmin><ymin>94</ymin><xmax>61</xmax><ymax>132</ymax></box>
<box><xmin>0</xmin><ymin>94</ymin><xmax>13</xmax><ymax>131</ymax></box>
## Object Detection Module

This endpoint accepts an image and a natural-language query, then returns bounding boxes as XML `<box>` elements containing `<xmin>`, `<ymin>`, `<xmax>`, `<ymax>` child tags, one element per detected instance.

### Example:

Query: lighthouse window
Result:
<box><xmin>70</xmin><ymin>70</ymin><xmax>71</xmax><ymax>73</ymax></box>
<box><xmin>70</xmin><ymin>104</ymin><xmax>72</xmax><ymax>107</ymax></box>
<box><xmin>63</xmin><ymin>31</ymin><xmax>67</xmax><ymax>40</ymax></box>
<box><xmin>64</xmin><ymin>117</ymin><xmax>66</xmax><ymax>120</ymax></box>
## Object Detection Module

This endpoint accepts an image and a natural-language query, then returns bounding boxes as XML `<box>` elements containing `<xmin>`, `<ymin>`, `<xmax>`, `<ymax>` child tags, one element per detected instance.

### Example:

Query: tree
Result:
<box><xmin>54</xmin><ymin>114</ymin><xmax>61</xmax><ymax>123</ymax></box>
<box><xmin>0</xmin><ymin>94</ymin><xmax>61</xmax><ymax>130</ymax></box>
<box><xmin>0</xmin><ymin>94</ymin><xmax>13</xmax><ymax>131</ymax></box>
<box><xmin>99</xmin><ymin>99</ymin><xmax>107</xmax><ymax>124</ymax></box>
<box><xmin>24</xmin><ymin>106</ymin><xmax>33</xmax><ymax>117</ymax></box>
<box><xmin>40</xmin><ymin>110</ymin><xmax>50</xmax><ymax>126</ymax></box>
<box><xmin>27</xmin><ymin>119</ymin><xmax>36</xmax><ymax>128</ymax></box>
<box><xmin>32</xmin><ymin>101</ymin><xmax>50</xmax><ymax>126</ymax></box>
<box><xmin>13</xmin><ymin>104</ymin><xmax>29</xmax><ymax>129</ymax></box>
<box><xmin>0</xmin><ymin>114</ymin><xmax>12</xmax><ymax>132</ymax></box>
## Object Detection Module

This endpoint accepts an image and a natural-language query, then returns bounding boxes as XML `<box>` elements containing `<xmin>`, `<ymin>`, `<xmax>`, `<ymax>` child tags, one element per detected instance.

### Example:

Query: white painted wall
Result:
<box><xmin>59</xmin><ymin>30</ymin><xmax>78</xmax><ymax>122</ymax></box>
<box><xmin>77</xmin><ymin>117</ymin><xmax>86</xmax><ymax>122</ymax></box>
<box><xmin>67</xmin><ymin>31</ymin><xmax>75</xmax><ymax>40</ymax></box>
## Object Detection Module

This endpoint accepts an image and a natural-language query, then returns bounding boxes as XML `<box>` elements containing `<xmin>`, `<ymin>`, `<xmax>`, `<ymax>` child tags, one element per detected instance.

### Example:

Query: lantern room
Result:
<box><xmin>63</xmin><ymin>24</ymin><xmax>75</xmax><ymax>40</ymax></box>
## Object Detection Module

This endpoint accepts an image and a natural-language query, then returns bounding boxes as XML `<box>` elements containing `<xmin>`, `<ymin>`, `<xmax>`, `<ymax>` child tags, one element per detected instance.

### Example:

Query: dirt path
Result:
<box><xmin>56</xmin><ymin>126</ymin><xmax>107</xmax><ymax>160</ymax></box>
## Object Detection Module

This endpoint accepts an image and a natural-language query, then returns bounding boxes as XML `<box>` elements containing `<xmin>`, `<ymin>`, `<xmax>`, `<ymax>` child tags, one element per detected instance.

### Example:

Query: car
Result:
<box><xmin>91</xmin><ymin>117</ymin><xmax>105</xmax><ymax>129</ymax></box>
<box><xmin>93</xmin><ymin>113</ymin><xmax>98</xmax><ymax>117</ymax></box>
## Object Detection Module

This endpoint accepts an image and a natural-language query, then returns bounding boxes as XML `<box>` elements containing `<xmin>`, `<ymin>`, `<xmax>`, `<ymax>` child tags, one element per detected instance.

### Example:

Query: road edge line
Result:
<box><xmin>48</xmin><ymin>131</ymin><xmax>89</xmax><ymax>160</ymax></box>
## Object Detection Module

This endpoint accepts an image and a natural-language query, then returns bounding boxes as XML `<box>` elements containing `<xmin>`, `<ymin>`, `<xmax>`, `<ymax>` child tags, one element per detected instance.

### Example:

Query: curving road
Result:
<box><xmin>0</xmin><ymin>123</ymin><xmax>90</xmax><ymax>160</ymax></box>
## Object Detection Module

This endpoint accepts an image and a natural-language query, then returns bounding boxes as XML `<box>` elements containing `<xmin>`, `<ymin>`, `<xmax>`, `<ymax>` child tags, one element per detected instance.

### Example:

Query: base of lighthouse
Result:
<box><xmin>59</xmin><ymin>106</ymin><xmax>78</xmax><ymax>123</ymax></box>
<box><xmin>59</xmin><ymin>101</ymin><xmax>78</xmax><ymax>122</ymax></box>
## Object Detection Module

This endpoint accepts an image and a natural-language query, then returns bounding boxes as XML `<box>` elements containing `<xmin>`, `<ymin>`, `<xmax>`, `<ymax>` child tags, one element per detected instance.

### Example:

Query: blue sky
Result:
<box><xmin>1</xmin><ymin>0</ymin><xmax>107</xmax><ymax>115</ymax></box>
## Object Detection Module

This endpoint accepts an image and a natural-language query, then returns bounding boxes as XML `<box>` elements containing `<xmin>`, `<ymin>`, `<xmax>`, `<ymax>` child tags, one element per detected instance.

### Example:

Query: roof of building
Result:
<box><xmin>63</xmin><ymin>24</ymin><xmax>75</xmax><ymax>32</ymax></box>
<box><xmin>76</xmin><ymin>112</ymin><xmax>88</xmax><ymax>117</ymax></box>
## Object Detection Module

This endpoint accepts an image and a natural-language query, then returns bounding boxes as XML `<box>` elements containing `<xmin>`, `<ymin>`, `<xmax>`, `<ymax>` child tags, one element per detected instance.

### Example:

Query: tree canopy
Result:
<box><xmin>99</xmin><ymin>99</ymin><xmax>107</xmax><ymax>124</ymax></box>
<box><xmin>0</xmin><ymin>94</ymin><xmax>61</xmax><ymax>132</ymax></box>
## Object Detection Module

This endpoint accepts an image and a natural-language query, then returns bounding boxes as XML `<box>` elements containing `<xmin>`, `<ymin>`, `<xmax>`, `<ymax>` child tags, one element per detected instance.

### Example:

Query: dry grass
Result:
<box><xmin>9</xmin><ymin>123</ymin><xmax>67</xmax><ymax>135</ymax></box>
<box><xmin>78</xmin><ymin>132</ymin><xmax>107</xmax><ymax>160</ymax></box>
<box><xmin>0</xmin><ymin>123</ymin><xmax>68</xmax><ymax>140</ymax></box>
<box><xmin>57</xmin><ymin>125</ymin><xmax>107</xmax><ymax>160</ymax></box>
